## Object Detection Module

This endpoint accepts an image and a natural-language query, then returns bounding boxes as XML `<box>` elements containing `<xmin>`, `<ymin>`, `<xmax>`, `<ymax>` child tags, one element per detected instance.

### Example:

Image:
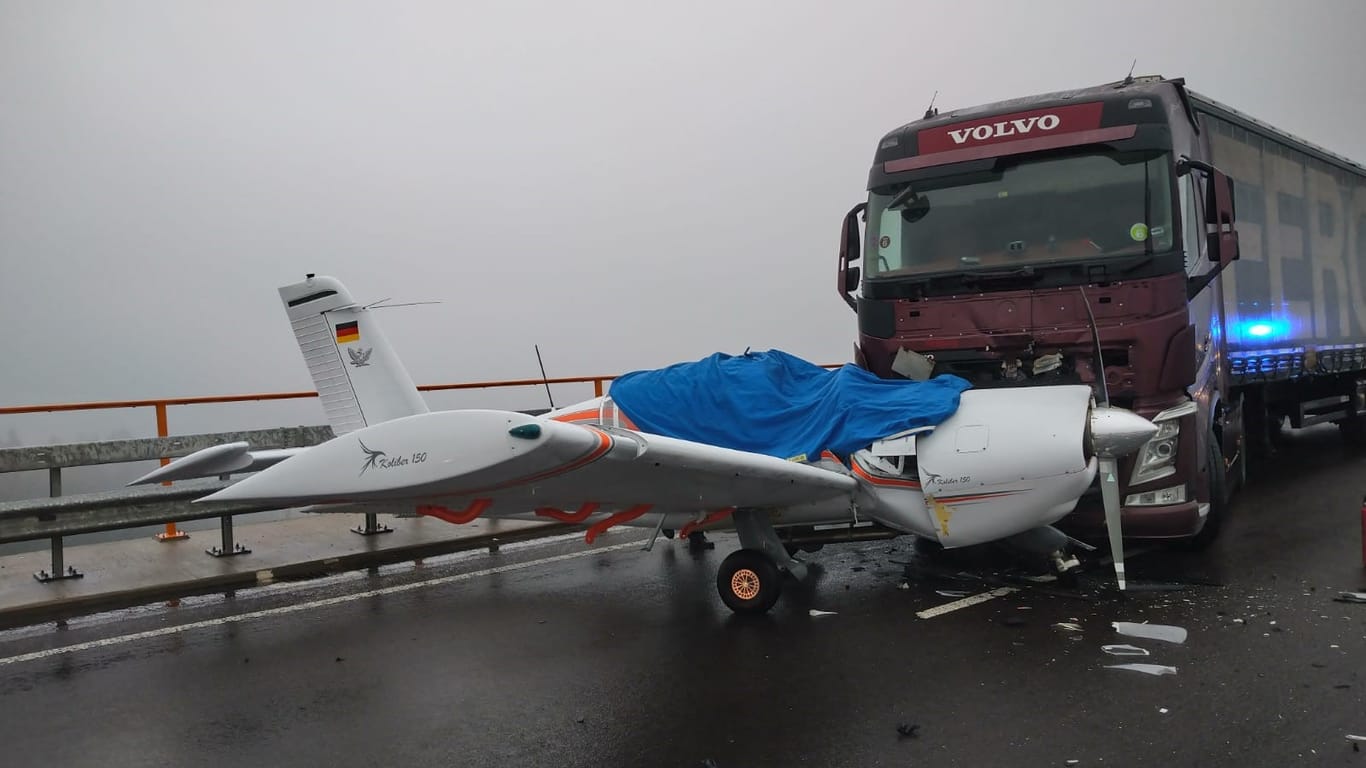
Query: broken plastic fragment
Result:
<box><xmin>1105</xmin><ymin>663</ymin><xmax>1177</xmax><ymax>676</ymax></box>
<box><xmin>809</xmin><ymin>609</ymin><xmax>837</xmax><ymax>617</ymax></box>
<box><xmin>1346</xmin><ymin>734</ymin><xmax>1366</xmax><ymax>743</ymax></box>
<box><xmin>1158</xmin><ymin>708</ymin><xmax>1169</xmax><ymax>714</ymax></box>
<box><xmin>1101</xmin><ymin>644</ymin><xmax>1150</xmax><ymax>657</ymax></box>
<box><xmin>897</xmin><ymin>582</ymin><xmax>910</xmax><ymax>590</ymax></box>
<box><xmin>935</xmin><ymin>589</ymin><xmax>969</xmax><ymax>598</ymax></box>
<box><xmin>1335</xmin><ymin>592</ymin><xmax>1366</xmax><ymax>604</ymax></box>
<box><xmin>1112</xmin><ymin>621</ymin><xmax>1187</xmax><ymax>644</ymax></box>
<box><xmin>891</xmin><ymin>347</ymin><xmax>934</xmax><ymax>381</ymax></box>
<box><xmin>1053</xmin><ymin>622</ymin><xmax>1083</xmax><ymax>632</ymax></box>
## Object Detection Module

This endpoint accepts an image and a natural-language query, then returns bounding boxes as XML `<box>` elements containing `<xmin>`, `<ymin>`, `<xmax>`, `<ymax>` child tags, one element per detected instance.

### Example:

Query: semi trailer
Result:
<box><xmin>837</xmin><ymin>74</ymin><xmax>1366</xmax><ymax>546</ymax></box>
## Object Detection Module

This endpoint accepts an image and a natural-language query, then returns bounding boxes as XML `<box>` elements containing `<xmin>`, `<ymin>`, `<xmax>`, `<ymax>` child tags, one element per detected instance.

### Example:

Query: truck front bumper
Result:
<box><xmin>1059</xmin><ymin>493</ymin><xmax>1205</xmax><ymax>541</ymax></box>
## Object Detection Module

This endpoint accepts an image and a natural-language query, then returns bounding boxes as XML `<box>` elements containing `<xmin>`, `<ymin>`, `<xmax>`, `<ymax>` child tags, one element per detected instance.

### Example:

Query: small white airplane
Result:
<box><xmin>133</xmin><ymin>275</ymin><xmax>1156</xmax><ymax>614</ymax></box>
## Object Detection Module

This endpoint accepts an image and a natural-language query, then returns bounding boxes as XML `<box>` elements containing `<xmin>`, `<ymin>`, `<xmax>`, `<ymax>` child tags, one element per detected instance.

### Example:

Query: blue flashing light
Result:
<box><xmin>1236</xmin><ymin>318</ymin><xmax>1291</xmax><ymax>342</ymax></box>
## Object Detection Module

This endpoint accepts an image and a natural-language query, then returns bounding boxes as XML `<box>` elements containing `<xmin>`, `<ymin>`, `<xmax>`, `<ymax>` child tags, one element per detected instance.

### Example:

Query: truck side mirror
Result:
<box><xmin>838</xmin><ymin>202</ymin><xmax>867</xmax><ymax>310</ymax></box>
<box><xmin>1205</xmin><ymin>169</ymin><xmax>1239</xmax><ymax>266</ymax></box>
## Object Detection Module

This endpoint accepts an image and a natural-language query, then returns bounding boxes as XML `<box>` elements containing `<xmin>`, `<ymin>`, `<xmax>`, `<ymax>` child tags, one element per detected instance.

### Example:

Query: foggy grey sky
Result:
<box><xmin>4</xmin><ymin>0</ymin><xmax>1366</xmax><ymax>415</ymax></box>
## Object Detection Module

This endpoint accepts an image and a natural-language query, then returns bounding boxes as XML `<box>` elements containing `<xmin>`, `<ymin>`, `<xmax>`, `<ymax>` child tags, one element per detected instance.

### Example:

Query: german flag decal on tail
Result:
<box><xmin>335</xmin><ymin>320</ymin><xmax>360</xmax><ymax>344</ymax></box>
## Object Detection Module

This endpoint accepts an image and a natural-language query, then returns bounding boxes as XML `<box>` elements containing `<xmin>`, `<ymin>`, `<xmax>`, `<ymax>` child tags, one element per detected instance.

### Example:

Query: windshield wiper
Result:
<box><xmin>958</xmin><ymin>266</ymin><xmax>1043</xmax><ymax>284</ymax></box>
<box><xmin>886</xmin><ymin>183</ymin><xmax>918</xmax><ymax>211</ymax></box>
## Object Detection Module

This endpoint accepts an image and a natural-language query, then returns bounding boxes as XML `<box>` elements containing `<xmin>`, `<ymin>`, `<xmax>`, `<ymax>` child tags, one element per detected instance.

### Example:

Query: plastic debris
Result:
<box><xmin>809</xmin><ymin>609</ymin><xmax>838</xmax><ymax>617</ymax></box>
<box><xmin>1065</xmin><ymin>761</ymin><xmax>1080</xmax><ymax>766</ymax></box>
<box><xmin>1334</xmin><ymin>592</ymin><xmax>1366</xmax><ymax>604</ymax></box>
<box><xmin>1105</xmin><ymin>663</ymin><xmax>1177</xmax><ymax>676</ymax></box>
<box><xmin>897</xmin><ymin>582</ymin><xmax>910</xmax><ymax>590</ymax></box>
<box><xmin>1158</xmin><ymin>708</ymin><xmax>1169</xmax><ymax>714</ymax></box>
<box><xmin>1347</xmin><ymin>734</ymin><xmax>1366</xmax><ymax>743</ymax></box>
<box><xmin>1053</xmin><ymin>622</ymin><xmax>1083</xmax><ymax>632</ymax></box>
<box><xmin>1101</xmin><ymin>644</ymin><xmax>1150</xmax><ymax>657</ymax></box>
<box><xmin>1112</xmin><ymin>621</ymin><xmax>1187</xmax><ymax>644</ymax></box>
<box><xmin>935</xmin><ymin>589</ymin><xmax>969</xmax><ymax>598</ymax></box>
<box><xmin>896</xmin><ymin>723</ymin><xmax>920</xmax><ymax>739</ymax></box>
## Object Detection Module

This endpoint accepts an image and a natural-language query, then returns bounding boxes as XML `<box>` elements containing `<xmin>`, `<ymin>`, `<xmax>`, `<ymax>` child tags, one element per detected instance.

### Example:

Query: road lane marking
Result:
<box><xmin>915</xmin><ymin>587</ymin><xmax>1018</xmax><ymax>619</ymax></box>
<box><xmin>0</xmin><ymin>540</ymin><xmax>642</xmax><ymax>667</ymax></box>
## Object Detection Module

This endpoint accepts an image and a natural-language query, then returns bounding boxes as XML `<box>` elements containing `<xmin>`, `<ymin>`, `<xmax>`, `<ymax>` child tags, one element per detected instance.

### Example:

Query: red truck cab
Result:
<box><xmin>839</xmin><ymin>75</ymin><xmax>1245</xmax><ymax>546</ymax></box>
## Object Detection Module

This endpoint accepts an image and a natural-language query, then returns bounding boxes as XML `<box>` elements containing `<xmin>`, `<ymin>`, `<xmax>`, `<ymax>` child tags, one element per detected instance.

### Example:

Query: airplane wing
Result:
<box><xmin>194</xmin><ymin>409</ymin><xmax>859</xmax><ymax>517</ymax></box>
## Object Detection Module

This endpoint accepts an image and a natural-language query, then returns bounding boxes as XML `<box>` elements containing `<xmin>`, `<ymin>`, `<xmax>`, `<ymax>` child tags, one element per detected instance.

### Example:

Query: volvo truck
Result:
<box><xmin>837</xmin><ymin>75</ymin><xmax>1366</xmax><ymax>546</ymax></box>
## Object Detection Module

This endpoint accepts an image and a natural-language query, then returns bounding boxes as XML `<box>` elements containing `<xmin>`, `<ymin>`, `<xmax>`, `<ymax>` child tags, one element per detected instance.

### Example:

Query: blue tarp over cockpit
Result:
<box><xmin>607</xmin><ymin>350</ymin><xmax>972</xmax><ymax>461</ymax></box>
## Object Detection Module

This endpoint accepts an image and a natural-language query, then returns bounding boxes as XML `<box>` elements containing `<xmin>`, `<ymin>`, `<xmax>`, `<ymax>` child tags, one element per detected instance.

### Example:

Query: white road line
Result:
<box><xmin>915</xmin><ymin>587</ymin><xmax>1018</xmax><ymax>619</ymax></box>
<box><xmin>0</xmin><ymin>540</ymin><xmax>641</xmax><ymax>668</ymax></box>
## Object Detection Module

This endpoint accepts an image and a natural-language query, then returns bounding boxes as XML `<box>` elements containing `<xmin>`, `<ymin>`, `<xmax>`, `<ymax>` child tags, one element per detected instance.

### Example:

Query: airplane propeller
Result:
<box><xmin>1080</xmin><ymin>288</ymin><xmax>1153</xmax><ymax>592</ymax></box>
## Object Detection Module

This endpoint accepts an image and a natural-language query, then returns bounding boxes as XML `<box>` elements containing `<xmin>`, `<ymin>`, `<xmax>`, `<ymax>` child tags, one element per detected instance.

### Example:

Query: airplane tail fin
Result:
<box><xmin>278</xmin><ymin>275</ymin><xmax>429</xmax><ymax>437</ymax></box>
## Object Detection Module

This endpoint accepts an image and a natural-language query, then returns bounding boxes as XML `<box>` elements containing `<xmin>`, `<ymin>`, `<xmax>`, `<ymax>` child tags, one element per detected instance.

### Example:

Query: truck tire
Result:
<box><xmin>1183</xmin><ymin>432</ymin><xmax>1226</xmax><ymax>550</ymax></box>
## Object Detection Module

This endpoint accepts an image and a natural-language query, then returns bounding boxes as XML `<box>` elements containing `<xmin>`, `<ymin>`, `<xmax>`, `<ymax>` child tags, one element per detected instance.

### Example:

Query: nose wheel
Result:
<box><xmin>716</xmin><ymin>549</ymin><xmax>783</xmax><ymax>614</ymax></box>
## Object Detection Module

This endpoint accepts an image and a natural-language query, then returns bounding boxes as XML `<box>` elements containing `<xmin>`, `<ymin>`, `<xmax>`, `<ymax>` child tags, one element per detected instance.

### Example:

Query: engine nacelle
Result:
<box><xmin>855</xmin><ymin>385</ymin><xmax>1099</xmax><ymax>547</ymax></box>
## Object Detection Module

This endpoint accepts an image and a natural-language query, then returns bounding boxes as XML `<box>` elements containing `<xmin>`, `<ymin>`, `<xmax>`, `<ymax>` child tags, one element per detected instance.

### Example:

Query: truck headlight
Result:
<box><xmin>1130</xmin><ymin>401</ymin><xmax>1197</xmax><ymax>486</ymax></box>
<box><xmin>1125</xmin><ymin>484</ymin><xmax>1187</xmax><ymax>506</ymax></box>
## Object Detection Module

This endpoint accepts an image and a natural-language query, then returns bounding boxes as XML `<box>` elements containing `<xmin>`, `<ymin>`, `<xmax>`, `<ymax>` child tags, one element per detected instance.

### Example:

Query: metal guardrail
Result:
<box><xmin>0</xmin><ymin>427</ymin><xmax>338</xmax><ymax>581</ymax></box>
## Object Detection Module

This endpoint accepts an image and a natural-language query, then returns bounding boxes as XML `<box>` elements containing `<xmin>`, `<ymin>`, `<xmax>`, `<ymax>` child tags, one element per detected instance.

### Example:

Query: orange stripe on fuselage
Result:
<box><xmin>851</xmin><ymin>461</ymin><xmax>922</xmax><ymax>489</ymax></box>
<box><xmin>933</xmin><ymin>489</ymin><xmax>1024</xmax><ymax>504</ymax></box>
<box><xmin>549</xmin><ymin>408</ymin><xmax>638</xmax><ymax>430</ymax></box>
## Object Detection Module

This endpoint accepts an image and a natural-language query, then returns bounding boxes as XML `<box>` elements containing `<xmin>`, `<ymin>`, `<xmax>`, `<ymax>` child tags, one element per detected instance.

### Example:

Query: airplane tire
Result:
<box><xmin>717</xmin><ymin>549</ymin><xmax>783</xmax><ymax>615</ymax></box>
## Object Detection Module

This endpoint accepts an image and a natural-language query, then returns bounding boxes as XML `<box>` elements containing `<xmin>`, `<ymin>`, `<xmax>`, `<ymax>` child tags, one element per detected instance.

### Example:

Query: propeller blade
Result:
<box><xmin>1098</xmin><ymin>456</ymin><xmax>1125</xmax><ymax>591</ymax></box>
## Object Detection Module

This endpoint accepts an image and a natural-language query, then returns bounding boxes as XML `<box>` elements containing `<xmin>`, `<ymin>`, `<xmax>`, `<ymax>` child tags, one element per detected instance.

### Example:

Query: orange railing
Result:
<box><xmin>0</xmin><ymin>365</ymin><xmax>844</xmax><ymax>539</ymax></box>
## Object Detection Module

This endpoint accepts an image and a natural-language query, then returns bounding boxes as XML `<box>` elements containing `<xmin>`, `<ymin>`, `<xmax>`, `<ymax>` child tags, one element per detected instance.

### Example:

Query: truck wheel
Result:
<box><xmin>716</xmin><ymin>549</ymin><xmax>783</xmax><ymax>615</ymax></box>
<box><xmin>1184</xmin><ymin>432</ymin><xmax>1227</xmax><ymax>550</ymax></box>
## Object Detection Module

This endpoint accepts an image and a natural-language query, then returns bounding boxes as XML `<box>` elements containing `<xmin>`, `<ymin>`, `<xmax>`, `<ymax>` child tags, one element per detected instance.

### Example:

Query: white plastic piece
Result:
<box><xmin>808</xmin><ymin>609</ymin><xmax>838</xmax><ymax>617</ymax></box>
<box><xmin>1105</xmin><ymin>663</ymin><xmax>1177</xmax><ymax>676</ymax></box>
<box><xmin>1112</xmin><ymin>621</ymin><xmax>1187</xmax><ymax>644</ymax></box>
<box><xmin>1101</xmin><ymin>644</ymin><xmax>1150</xmax><ymax>657</ymax></box>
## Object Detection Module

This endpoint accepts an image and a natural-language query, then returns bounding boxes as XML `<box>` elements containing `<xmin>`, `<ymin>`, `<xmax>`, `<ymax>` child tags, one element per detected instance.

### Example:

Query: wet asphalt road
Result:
<box><xmin>2</xmin><ymin>425</ymin><xmax>1365</xmax><ymax>768</ymax></box>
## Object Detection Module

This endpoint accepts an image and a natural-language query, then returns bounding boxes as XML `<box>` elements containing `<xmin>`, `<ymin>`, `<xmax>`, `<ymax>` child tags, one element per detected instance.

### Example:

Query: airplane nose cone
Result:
<box><xmin>1090</xmin><ymin>406</ymin><xmax>1158</xmax><ymax>458</ymax></box>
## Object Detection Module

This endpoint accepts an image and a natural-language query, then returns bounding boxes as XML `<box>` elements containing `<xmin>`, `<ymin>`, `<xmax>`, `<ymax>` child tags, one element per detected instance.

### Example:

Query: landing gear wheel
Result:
<box><xmin>717</xmin><ymin>549</ymin><xmax>783</xmax><ymax>615</ymax></box>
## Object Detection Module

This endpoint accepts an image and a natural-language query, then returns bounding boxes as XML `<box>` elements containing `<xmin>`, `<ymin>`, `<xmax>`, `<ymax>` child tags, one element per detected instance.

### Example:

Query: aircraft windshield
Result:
<box><xmin>865</xmin><ymin>149</ymin><xmax>1176</xmax><ymax>279</ymax></box>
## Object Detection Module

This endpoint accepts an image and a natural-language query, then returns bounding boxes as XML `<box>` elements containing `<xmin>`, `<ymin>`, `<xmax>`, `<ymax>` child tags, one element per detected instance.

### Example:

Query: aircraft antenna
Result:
<box><xmin>535</xmin><ymin>344</ymin><xmax>556</xmax><ymax>410</ymax></box>
<box><xmin>923</xmin><ymin>90</ymin><xmax>939</xmax><ymax>119</ymax></box>
<box><xmin>1123</xmin><ymin>59</ymin><xmax>1137</xmax><ymax>86</ymax></box>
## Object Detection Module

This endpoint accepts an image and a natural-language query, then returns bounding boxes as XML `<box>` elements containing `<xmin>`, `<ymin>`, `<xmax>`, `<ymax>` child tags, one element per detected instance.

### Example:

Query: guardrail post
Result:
<box><xmin>206</xmin><ymin>515</ymin><xmax>251</xmax><ymax>558</ymax></box>
<box><xmin>593</xmin><ymin>378</ymin><xmax>604</xmax><ymax>398</ymax></box>
<box><xmin>353</xmin><ymin>513</ymin><xmax>392</xmax><ymax>536</ymax></box>
<box><xmin>154</xmin><ymin>402</ymin><xmax>189</xmax><ymax>542</ymax></box>
<box><xmin>34</xmin><ymin>467</ymin><xmax>82</xmax><ymax>582</ymax></box>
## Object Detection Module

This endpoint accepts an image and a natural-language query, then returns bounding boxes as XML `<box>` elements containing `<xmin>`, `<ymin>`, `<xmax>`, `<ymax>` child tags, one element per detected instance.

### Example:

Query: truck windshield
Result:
<box><xmin>865</xmin><ymin>149</ymin><xmax>1176</xmax><ymax>279</ymax></box>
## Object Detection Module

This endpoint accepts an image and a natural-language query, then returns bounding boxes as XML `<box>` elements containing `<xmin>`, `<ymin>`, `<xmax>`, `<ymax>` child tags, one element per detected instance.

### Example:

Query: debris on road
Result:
<box><xmin>809</xmin><ymin>609</ymin><xmax>837</xmax><ymax>617</ymax></box>
<box><xmin>1053</xmin><ymin>622</ymin><xmax>1083</xmax><ymax>633</ymax></box>
<box><xmin>896</xmin><ymin>723</ymin><xmax>920</xmax><ymax>739</ymax></box>
<box><xmin>1333</xmin><ymin>592</ymin><xmax>1366</xmax><ymax>604</ymax></box>
<box><xmin>1105</xmin><ymin>663</ymin><xmax>1177</xmax><ymax>676</ymax></box>
<box><xmin>1101</xmin><ymin>644</ymin><xmax>1150</xmax><ymax>657</ymax></box>
<box><xmin>935</xmin><ymin>590</ymin><xmax>969</xmax><ymax>598</ymax></box>
<box><xmin>1112</xmin><ymin>621</ymin><xmax>1187</xmax><ymax>644</ymax></box>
